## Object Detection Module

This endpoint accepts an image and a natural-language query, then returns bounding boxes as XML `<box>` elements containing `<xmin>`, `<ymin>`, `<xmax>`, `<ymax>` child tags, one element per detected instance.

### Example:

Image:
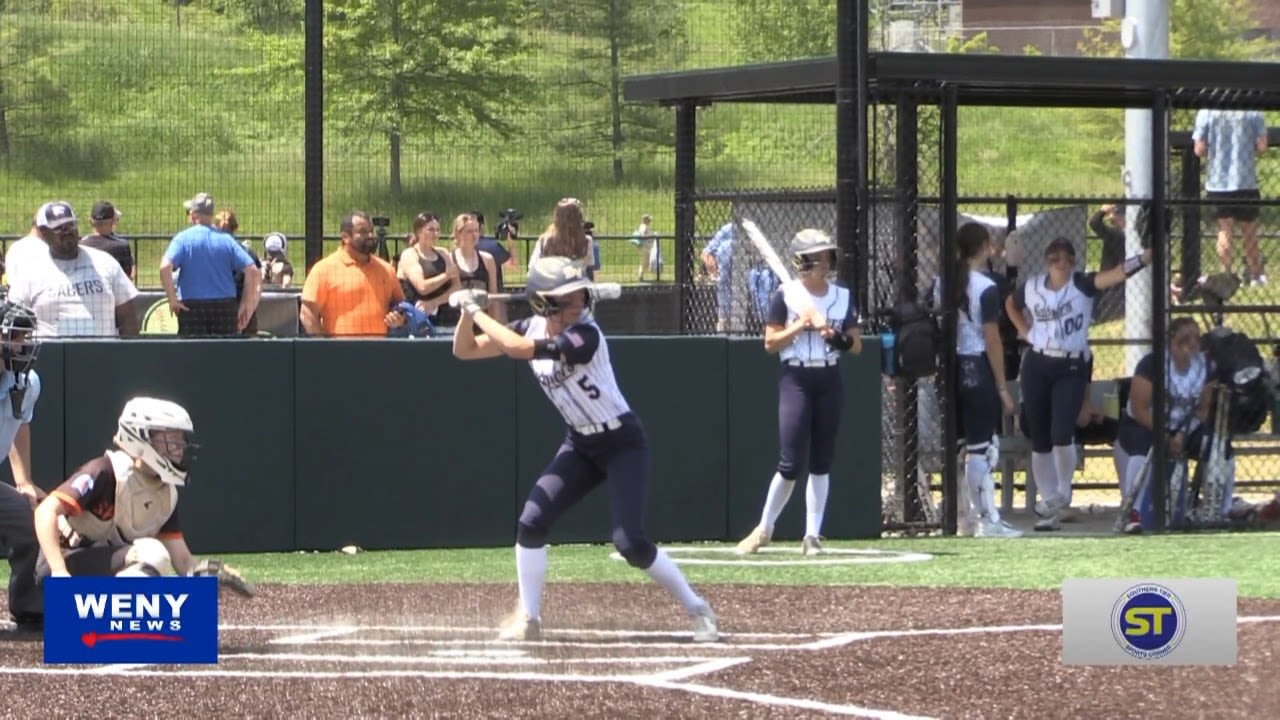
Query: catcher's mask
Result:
<box><xmin>526</xmin><ymin>256</ymin><xmax>594</xmax><ymax>317</ymax></box>
<box><xmin>788</xmin><ymin>229</ymin><xmax>839</xmax><ymax>274</ymax></box>
<box><xmin>0</xmin><ymin>300</ymin><xmax>39</xmax><ymax>420</ymax></box>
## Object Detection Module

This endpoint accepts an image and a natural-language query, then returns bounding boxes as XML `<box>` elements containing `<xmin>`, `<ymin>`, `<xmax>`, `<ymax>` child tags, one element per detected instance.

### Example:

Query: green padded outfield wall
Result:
<box><xmin>725</xmin><ymin>337</ymin><xmax>884</xmax><ymax>541</ymax></box>
<box><xmin>291</xmin><ymin>339</ymin><xmax>518</xmax><ymax>551</ymax></box>
<box><xmin>57</xmin><ymin>341</ymin><xmax>296</xmax><ymax>554</ymax></box>
<box><xmin>14</xmin><ymin>337</ymin><xmax>883</xmax><ymax>554</ymax></box>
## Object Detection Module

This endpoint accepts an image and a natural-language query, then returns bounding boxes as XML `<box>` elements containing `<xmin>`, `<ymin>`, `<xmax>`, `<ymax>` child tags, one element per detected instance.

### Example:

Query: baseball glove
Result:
<box><xmin>191</xmin><ymin>558</ymin><xmax>256</xmax><ymax>598</ymax></box>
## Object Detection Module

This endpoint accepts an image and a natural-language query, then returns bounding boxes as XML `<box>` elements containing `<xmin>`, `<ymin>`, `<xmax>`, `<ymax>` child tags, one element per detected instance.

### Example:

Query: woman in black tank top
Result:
<box><xmin>451</xmin><ymin>213</ymin><xmax>504</xmax><ymax>323</ymax></box>
<box><xmin>397</xmin><ymin>212</ymin><xmax>457</xmax><ymax>320</ymax></box>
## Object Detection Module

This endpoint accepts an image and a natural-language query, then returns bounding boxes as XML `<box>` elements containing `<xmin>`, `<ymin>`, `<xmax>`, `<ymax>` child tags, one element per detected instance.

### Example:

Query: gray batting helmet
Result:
<box><xmin>526</xmin><ymin>256</ymin><xmax>594</xmax><ymax>316</ymax></box>
<box><xmin>788</xmin><ymin>229</ymin><xmax>838</xmax><ymax>272</ymax></box>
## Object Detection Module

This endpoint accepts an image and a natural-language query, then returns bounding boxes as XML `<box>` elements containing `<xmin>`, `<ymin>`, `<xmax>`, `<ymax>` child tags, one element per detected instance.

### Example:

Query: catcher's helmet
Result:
<box><xmin>788</xmin><ymin>229</ymin><xmax>839</xmax><ymax>272</ymax></box>
<box><xmin>0</xmin><ymin>300</ymin><xmax>39</xmax><ymax>377</ymax></box>
<box><xmin>115</xmin><ymin>397</ymin><xmax>199</xmax><ymax>487</ymax></box>
<box><xmin>526</xmin><ymin>256</ymin><xmax>594</xmax><ymax>316</ymax></box>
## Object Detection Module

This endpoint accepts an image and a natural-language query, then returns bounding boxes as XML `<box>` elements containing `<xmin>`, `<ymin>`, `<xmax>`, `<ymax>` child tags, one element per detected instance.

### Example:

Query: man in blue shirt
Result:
<box><xmin>1193</xmin><ymin>109</ymin><xmax>1269</xmax><ymax>286</ymax></box>
<box><xmin>159</xmin><ymin>193</ymin><xmax>262</xmax><ymax>337</ymax></box>
<box><xmin>0</xmin><ymin>300</ymin><xmax>44</xmax><ymax>632</ymax></box>
<box><xmin>473</xmin><ymin>209</ymin><xmax>516</xmax><ymax>292</ymax></box>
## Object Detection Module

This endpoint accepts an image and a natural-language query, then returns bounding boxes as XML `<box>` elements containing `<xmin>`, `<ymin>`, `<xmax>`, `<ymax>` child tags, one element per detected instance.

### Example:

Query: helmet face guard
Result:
<box><xmin>529</xmin><ymin>281</ymin><xmax>593</xmax><ymax>317</ymax></box>
<box><xmin>115</xmin><ymin>397</ymin><xmax>197</xmax><ymax>486</ymax></box>
<box><xmin>0</xmin><ymin>301</ymin><xmax>39</xmax><ymax>379</ymax></box>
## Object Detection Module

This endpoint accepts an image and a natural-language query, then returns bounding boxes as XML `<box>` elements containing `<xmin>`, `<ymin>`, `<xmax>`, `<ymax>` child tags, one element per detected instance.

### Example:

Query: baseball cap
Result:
<box><xmin>182</xmin><ymin>192</ymin><xmax>215</xmax><ymax>215</ymax></box>
<box><xmin>34</xmin><ymin>201</ymin><xmax>77</xmax><ymax>230</ymax></box>
<box><xmin>91</xmin><ymin>201</ymin><xmax>121</xmax><ymax>222</ymax></box>
<box><xmin>264</xmin><ymin>232</ymin><xmax>287</xmax><ymax>254</ymax></box>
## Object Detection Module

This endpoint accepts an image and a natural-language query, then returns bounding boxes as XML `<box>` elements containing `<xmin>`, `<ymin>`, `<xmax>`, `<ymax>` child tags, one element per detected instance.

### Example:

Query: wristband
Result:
<box><xmin>1123</xmin><ymin>254</ymin><xmax>1147</xmax><ymax>277</ymax></box>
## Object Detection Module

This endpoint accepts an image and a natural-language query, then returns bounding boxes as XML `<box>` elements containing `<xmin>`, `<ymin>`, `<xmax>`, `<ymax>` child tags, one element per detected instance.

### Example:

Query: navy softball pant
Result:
<box><xmin>515</xmin><ymin>413</ymin><xmax>657</xmax><ymax>569</ymax></box>
<box><xmin>776</xmin><ymin>363</ymin><xmax>844</xmax><ymax>480</ymax></box>
<box><xmin>1020</xmin><ymin>350</ymin><xmax>1090</xmax><ymax>453</ymax></box>
<box><xmin>957</xmin><ymin>354</ymin><xmax>999</xmax><ymax>452</ymax></box>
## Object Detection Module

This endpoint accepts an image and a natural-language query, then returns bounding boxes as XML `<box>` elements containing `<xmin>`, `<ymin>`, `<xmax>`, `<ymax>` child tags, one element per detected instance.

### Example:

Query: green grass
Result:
<box><xmin>14</xmin><ymin>533</ymin><xmax>1262</xmax><ymax>597</ymax></box>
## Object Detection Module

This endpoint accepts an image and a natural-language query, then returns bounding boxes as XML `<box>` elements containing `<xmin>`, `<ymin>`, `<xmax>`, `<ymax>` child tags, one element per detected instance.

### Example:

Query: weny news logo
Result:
<box><xmin>44</xmin><ymin>576</ymin><xmax>219</xmax><ymax>664</ymax></box>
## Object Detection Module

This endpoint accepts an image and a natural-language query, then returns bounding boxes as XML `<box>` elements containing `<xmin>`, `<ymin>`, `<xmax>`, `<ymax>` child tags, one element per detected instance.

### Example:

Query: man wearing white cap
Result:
<box><xmin>262</xmin><ymin>232</ymin><xmax>294</xmax><ymax>288</ymax></box>
<box><xmin>6</xmin><ymin>202</ymin><xmax>140</xmax><ymax>338</ymax></box>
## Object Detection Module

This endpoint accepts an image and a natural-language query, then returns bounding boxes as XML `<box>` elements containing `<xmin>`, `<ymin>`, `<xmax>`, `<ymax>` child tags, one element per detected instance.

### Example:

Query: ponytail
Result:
<box><xmin>953</xmin><ymin>222</ymin><xmax>991</xmax><ymax>320</ymax></box>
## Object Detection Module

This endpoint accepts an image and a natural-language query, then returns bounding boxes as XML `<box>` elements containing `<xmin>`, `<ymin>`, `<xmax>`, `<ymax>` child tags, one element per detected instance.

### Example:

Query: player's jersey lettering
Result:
<box><xmin>523</xmin><ymin>316</ymin><xmax>630</xmax><ymax>427</ymax></box>
<box><xmin>777</xmin><ymin>279</ymin><xmax>855</xmax><ymax>364</ymax></box>
<box><xmin>1023</xmin><ymin>273</ymin><xmax>1096</xmax><ymax>353</ymax></box>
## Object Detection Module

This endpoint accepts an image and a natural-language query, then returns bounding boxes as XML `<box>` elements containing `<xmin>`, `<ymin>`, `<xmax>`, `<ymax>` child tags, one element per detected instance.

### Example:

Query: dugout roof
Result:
<box><xmin>622</xmin><ymin>52</ymin><xmax>1280</xmax><ymax>109</ymax></box>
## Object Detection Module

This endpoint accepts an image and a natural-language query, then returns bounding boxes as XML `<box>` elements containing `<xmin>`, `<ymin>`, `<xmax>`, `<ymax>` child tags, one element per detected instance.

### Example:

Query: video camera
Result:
<box><xmin>371</xmin><ymin>215</ymin><xmax>392</xmax><ymax>262</ymax></box>
<box><xmin>495</xmin><ymin>208</ymin><xmax>521</xmax><ymax>241</ymax></box>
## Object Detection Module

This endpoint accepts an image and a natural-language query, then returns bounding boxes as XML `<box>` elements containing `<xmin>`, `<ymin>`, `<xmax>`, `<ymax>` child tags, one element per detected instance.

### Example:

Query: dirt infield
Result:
<box><xmin>2</xmin><ymin>582</ymin><xmax>1278</xmax><ymax>719</ymax></box>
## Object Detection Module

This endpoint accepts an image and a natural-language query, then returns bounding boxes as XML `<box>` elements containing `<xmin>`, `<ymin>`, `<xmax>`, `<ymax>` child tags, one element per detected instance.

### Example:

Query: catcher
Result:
<box><xmin>32</xmin><ymin>397</ymin><xmax>253</xmax><ymax>596</ymax></box>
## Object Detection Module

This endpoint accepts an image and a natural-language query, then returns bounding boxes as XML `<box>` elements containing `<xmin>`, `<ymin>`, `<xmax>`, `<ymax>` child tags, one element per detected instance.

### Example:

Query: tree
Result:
<box><xmin>537</xmin><ymin>0</ymin><xmax>688</xmax><ymax>184</ymax></box>
<box><xmin>0</xmin><ymin>19</ymin><xmax>73</xmax><ymax>165</ymax></box>
<box><xmin>1077</xmin><ymin>0</ymin><xmax>1278</xmax><ymax>166</ymax></box>
<box><xmin>729</xmin><ymin>0</ymin><xmax>835</xmax><ymax>63</ymax></box>
<box><xmin>323</xmin><ymin>0</ymin><xmax>529</xmax><ymax>196</ymax></box>
<box><xmin>195</xmin><ymin>0</ymin><xmax>302</xmax><ymax>33</ymax></box>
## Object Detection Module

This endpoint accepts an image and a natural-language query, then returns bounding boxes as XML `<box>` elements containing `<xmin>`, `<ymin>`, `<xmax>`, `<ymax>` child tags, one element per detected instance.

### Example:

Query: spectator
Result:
<box><xmin>80</xmin><ymin>201</ymin><xmax>136</xmax><ymax>283</ymax></box>
<box><xmin>584</xmin><ymin>220</ymin><xmax>601</xmax><ymax>280</ymax></box>
<box><xmin>397</xmin><ymin>212</ymin><xmax>457</xmax><ymax>322</ymax></box>
<box><xmin>528</xmin><ymin>198</ymin><xmax>595</xmax><ymax>272</ymax></box>
<box><xmin>1088</xmin><ymin>203</ymin><xmax>1126</xmax><ymax>320</ymax></box>
<box><xmin>213</xmin><ymin>209</ymin><xmax>261</xmax><ymax>337</ymax></box>
<box><xmin>1193</xmin><ymin>108</ymin><xmax>1269</xmax><ymax>285</ymax></box>
<box><xmin>160</xmin><ymin>193</ymin><xmax>261</xmax><ymax>337</ymax></box>
<box><xmin>452</xmin><ymin>213</ymin><xmax>504</xmax><ymax>323</ymax></box>
<box><xmin>3</xmin><ymin>221</ymin><xmax>43</xmax><ymax>285</ymax></box>
<box><xmin>473</xmin><ymin>209</ymin><xmax>516</xmax><ymax>291</ymax></box>
<box><xmin>701</xmin><ymin>221</ymin><xmax>737</xmax><ymax>332</ymax></box>
<box><xmin>631</xmin><ymin>213</ymin><xmax>662</xmax><ymax>282</ymax></box>
<box><xmin>7</xmin><ymin>202</ymin><xmax>140</xmax><ymax>338</ymax></box>
<box><xmin>261</xmin><ymin>232</ymin><xmax>295</xmax><ymax>289</ymax></box>
<box><xmin>299</xmin><ymin>211</ymin><xmax>406</xmax><ymax>338</ymax></box>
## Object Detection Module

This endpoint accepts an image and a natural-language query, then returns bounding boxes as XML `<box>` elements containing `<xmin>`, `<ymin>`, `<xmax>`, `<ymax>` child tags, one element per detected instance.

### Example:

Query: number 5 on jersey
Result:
<box><xmin>576</xmin><ymin>375</ymin><xmax>600</xmax><ymax>399</ymax></box>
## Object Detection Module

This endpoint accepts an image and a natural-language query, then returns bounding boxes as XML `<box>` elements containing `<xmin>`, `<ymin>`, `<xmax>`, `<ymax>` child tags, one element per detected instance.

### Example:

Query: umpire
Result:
<box><xmin>0</xmin><ymin>299</ymin><xmax>44</xmax><ymax>631</ymax></box>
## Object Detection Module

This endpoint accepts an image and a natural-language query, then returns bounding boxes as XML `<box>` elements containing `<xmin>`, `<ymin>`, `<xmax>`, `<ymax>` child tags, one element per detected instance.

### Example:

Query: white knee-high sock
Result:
<box><xmin>643</xmin><ymin>548</ymin><xmax>705</xmax><ymax>612</ymax></box>
<box><xmin>1031</xmin><ymin>452</ymin><xmax>1059</xmax><ymax>505</ymax></box>
<box><xmin>760</xmin><ymin>473</ymin><xmax>796</xmax><ymax>532</ymax></box>
<box><xmin>1052</xmin><ymin>445</ymin><xmax>1077</xmax><ymax>507</ymax></box>
<box><xmin>515</xmin><ymin>545</ymin><xmax>547</xmax><ymax>621</ymax></box>
<box><xmin>1113</xmin><ymin>449</ymin><xmax>1131</xmax><ymax>499</ymax></box>
<box><xmin>805</xmin><ymin>474</ymin><xmax>830</xmax><ymax>538</ymax></box>
<box><xmin>965</xmin><ymin>455</ymin><xmax>989</xmax><ymax>521</ymax></box>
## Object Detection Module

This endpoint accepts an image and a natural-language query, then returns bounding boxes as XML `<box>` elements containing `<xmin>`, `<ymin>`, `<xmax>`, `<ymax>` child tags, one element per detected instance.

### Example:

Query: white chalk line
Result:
<box><xmin>636</xmin><ymin>678</ymin><xmax>939</xmax><ymax>720</ymax></box>
<box><xmin>15</xmin><ymin>614</ymin><xmax>1280</xmax><ymax>720</ymax></box>
<box><xmin>220</xmin><ymin>652</ymin><xmax>728</xmax><ymax>667</ymax></box>
<box><xmin>269</xmin><ymin>627</ymin><xmax>359</xmax><ymax>645</ymax></box>
<box><xmin>222</xmin><ymin>623</ymin><xmax>810</xmax><ymax>640</ymax></box>
<box><xmin>86</xmin><ymin>663</ymin><xmax>154</xmax><ymax>674</ymax></box>
<box><xmin>269</xmin><ymin>637</ymin><xmax>811</xmax><ymax>652</ymax></box>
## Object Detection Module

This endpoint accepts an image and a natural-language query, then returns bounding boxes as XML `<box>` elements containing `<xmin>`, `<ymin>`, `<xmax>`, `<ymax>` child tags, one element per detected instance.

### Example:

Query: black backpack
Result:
<box><xmin>889</xmin><ymin>301</ymin><xmax>940</xmax><ymax>379</ymax></box>
<box><xmin>1202</xmin><ymin>326</ymin><xmax>1271</xmax><ymax>434</ymax></box>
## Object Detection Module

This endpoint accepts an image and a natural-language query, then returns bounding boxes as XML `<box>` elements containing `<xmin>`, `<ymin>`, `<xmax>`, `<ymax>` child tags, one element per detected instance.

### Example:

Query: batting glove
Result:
<box><xmin>448</xmin><ymin>289</ymin><xmax>490</xmax><ymax>315</ymax></box>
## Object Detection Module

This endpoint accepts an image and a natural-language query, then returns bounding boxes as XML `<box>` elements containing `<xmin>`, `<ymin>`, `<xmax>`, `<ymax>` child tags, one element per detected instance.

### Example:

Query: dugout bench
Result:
<box><xmin>994</xmin><ymin>380</ymin><xmax>1280</xmax><ymax>513</ymax></box>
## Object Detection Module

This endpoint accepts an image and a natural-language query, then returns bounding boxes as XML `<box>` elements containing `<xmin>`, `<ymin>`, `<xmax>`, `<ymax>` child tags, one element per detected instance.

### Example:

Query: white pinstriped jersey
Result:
<box><xmin>768</xmin><ymin>280</ymin><xmax>857</xmax><ymax>364</ymax></box>
<box><xmin>1014</xmin><ymin>272</ymin><xmax>1099</xmax><ymax>353</ymax></box>
<box><xmin>1127</xmin><ymin>351</ymin><xmax>1208</xmax><ymax>432</ymax></box>
<box><xmin>956</xmin><ymin>272</ymin><xmax>999</xmax><ymax>356</ymax></box>
<box><xmin>520</xmin><ymin>315</ymin><xmax>630</xmax><ymax>427</ymax></box>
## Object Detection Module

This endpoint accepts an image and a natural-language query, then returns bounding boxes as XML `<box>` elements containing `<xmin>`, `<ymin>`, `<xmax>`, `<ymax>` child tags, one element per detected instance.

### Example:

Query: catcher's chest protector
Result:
<box><xmin>67</xmin><ymin>450</ymin><xmax>178</xmax><ymax>545</ymax></box>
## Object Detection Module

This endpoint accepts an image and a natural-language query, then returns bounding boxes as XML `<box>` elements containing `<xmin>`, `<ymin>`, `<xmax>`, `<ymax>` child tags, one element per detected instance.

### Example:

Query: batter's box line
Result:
<box><xmin>220</xmin><ymin>652</ymin><xmax>735</xmax><ymax>668</ymax></box>
<box><xmin>222</xmin><ymin>623</ymin><xmax>814</xmax><ymax>640</ymax></box>
<box><xmin>268</xmin><ymin>637</ymin><xmax>817</xmax><ymax>652</ymax></box>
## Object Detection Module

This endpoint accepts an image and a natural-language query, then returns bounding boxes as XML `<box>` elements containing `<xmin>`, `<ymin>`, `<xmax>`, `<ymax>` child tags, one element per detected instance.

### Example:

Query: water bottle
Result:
<box><xmin>880</xmin><ymin>331</ymin><xmax>896</xmax><ymax>377</ymax></box>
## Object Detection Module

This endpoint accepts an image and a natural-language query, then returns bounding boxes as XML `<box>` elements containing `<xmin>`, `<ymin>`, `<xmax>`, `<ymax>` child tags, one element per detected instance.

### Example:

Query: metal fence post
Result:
<box><xmin>940</xmin><ymin>83</ymin><xmax>960</xmax><ymax>536</ymax></box>
<box><xmin>674</xmin><ymin>102</ymin><xmax>698</xmax><ymax>334</ymax></box>
<box><xmin>1150</xmin><ymin>89</ymin><xmax>1170</xmax><ymax>530</ymax></box>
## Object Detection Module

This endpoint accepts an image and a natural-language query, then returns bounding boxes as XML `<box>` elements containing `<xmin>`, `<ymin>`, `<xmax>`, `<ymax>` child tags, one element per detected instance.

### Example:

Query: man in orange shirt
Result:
<box><xmin>301</xmin><ymin>211</ymin><xmax>406</xmax><ymax>337</ymax></box>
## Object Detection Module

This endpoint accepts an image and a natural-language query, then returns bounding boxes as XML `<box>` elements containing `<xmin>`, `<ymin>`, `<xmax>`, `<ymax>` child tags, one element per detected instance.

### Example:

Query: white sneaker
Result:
<box><xmin>690</xmin><ymin>604</ymin><xmax>720</xmax><ymax>643</ymax></box>
<box><xmin>1253</xmin><ymin>275</ymin><xmax>1268</xmax><ymax>287</ymax></box>
<box><xmin>975</xmin><ymin>519</ymin><xmax>1022</xmax><ymax>538</ymax></box>
<box><xmin>957</xmin><ymin>516</ymin><xmax>977</xmax><ymax>537</ymax></box>
<box><xmin>1034</xmin><ymin>497</ymin><xmax>1063</xmax><ymax>532</ymax></box>
<box><xmin>735</xmin><ymin>525</ymin><xmax>771</xmax><ymax>555</ymax></box>
<box><xmin>801</xmin><ymin>535</ymin><xmax>825</xmax><ymax>555</ymax></box>
<box><xmin>497</xmin><ymin>608</ymin><xmax>541</xmax><ymax>641</ymax></box>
